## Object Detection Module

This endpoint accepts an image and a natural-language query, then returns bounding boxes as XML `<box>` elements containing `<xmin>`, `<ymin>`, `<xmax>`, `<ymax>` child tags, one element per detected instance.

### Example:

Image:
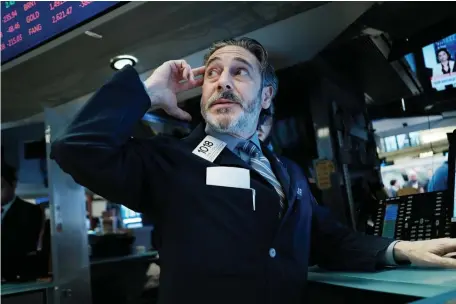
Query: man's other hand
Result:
<box><xmin>394</xmin><ymin>238</ymin><xmax>456</xmax><ymax>268</ymax></box>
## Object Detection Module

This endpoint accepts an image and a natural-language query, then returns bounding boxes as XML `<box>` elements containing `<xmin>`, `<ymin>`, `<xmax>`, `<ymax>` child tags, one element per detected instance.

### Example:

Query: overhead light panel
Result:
<box><xmin>110</xmin><ymin>55</ymin><xmax>138</xmax><ymax>70</ymax></box>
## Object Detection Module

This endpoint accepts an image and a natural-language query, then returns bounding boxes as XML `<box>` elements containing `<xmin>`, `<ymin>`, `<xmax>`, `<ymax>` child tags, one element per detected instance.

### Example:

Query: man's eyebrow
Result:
<box><xmin>233</xmin><ymin>57</ymin><xmax>255</xmax><ymax>71</ymax></box>
<box><xmin>205</xmin><ymin>56</ymin><xmax>256</xmax><ymax>71</ymax></box>
<box><xmin>206</xmin><ymin>56</ymin><xmax>221</xmax><ymax>68</ymax></box>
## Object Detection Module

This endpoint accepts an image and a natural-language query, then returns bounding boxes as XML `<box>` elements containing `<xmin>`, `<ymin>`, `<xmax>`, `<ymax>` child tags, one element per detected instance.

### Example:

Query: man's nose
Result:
<box><xmin>217</xmin><ymin>70</ymin><xmax>233</xmax><ymax>91</ymax></box>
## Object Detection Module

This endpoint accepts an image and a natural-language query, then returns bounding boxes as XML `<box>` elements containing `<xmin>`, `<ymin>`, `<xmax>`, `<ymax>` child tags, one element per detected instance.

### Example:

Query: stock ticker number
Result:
<box><xmin>49</xmin><ymin>1</ymin><xmax>67</xmax><ymax>11</ymax></box>
<box><xmin>52</xmin><ymin>6</ymin><xmax>73</xmax><ymax>24</ymax></box>
<box><xmin>7</xmin><ymin>34</ymin><xmax>23</xmax><ymax>47</ymax></box>
<box><xmin>6</xmin><ymin>22</ymin><xmax>20</xmax><ymax>34</ymax></box>
<box><xmin>79</xmin><ymin>1</ymin><xmax>93</xmax><ymax>8</ymax></box>
<box><xmin>3</xmin><ymin>10</ymin><xmax>18</xmax><ymax>24</ymax></box>
<box><xmin>4</xmin><ymin>1</ymin><xmax>16</xmax><ymax>9</ymax></box>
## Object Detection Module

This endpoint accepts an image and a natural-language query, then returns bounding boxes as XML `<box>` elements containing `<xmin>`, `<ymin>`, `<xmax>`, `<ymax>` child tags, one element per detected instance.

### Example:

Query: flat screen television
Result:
<box><xmin>1</xmin><ymin>1</ymin><xmax>120</xmax><ymax>64</ymax></box>
<box><xmin>421</xmin><ymin>33</ymin><xmax>456</xmax><ymax>91</ymax></box>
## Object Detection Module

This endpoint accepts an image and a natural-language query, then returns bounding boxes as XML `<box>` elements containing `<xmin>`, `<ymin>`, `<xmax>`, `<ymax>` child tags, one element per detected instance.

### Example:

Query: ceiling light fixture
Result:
<box><xmin>85</xmin><ymin>31</ymin><xmax>103</xmax><ymax>39</ymax></box>
<box><xmin>110</xmin><ymin>55</ymin><xmax>138</xmax><ymax>70</ymax></box>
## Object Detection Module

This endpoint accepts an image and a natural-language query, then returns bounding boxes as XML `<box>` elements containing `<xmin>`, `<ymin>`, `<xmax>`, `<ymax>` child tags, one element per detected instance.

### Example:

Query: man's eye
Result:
<box><xmin>207</xmin><ymin>69</ymin><xmax>218</xmax><ymax>77</ymax></box>
<box><xmin>236</xmin><ymin>68</ymin><xmax>248</xmax><ymax>76</ymax></box>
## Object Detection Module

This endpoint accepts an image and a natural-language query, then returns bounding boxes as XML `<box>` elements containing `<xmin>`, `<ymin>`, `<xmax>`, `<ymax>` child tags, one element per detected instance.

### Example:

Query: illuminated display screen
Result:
<box><xmin>422</xmin><ymin>33</ymin><xmax>456</xmax><ymax>91</ymax></box>
<box><xmin>120</xmin><ymin>205</ymin><xmax>143</xmax><ymax>228</ymax></box>
<box><xmin>382</xmin><ymin>204</ymin><xmax>398</xmax><ymax>238</ymax></box>
<box><xmin>1</xmin><ymin>1</ymin><xmax>119</xmax><ymax>63</ymax></box>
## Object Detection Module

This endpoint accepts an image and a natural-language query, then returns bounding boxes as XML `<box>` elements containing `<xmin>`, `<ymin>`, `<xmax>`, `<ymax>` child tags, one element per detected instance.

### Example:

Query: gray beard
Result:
<box><xmin>202</xmin><ymin>91</ymin><xmax>262</xmax><ymax>137</ymax></box>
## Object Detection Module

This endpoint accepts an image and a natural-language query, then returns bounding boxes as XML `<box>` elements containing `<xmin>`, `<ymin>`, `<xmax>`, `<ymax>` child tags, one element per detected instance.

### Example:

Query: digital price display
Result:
<box><xmin>1</xmin><ymin>1</ymin><xmax>119</xmax><ymax>63</ymax></box>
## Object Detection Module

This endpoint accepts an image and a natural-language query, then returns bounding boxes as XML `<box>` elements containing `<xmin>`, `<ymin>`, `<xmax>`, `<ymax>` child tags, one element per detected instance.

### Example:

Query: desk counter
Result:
<box><xmin>1</xmin><ymin>280</ymin><xmax>54</xmax><ymax>296</ymax></box>
<box><xmin>308</xmin><ymin>266</ymin><xmax>456</xmax><ymax>298</ymax></box>
<box><xmin>90</xmin><ymin>250</ymin><xmax>158</xmax><ymax>265</ymax></box>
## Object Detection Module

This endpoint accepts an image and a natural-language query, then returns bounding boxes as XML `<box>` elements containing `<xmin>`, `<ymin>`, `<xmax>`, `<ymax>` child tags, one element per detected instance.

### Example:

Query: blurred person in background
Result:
<box><xmin>388</xmin><ymin>179</ymin><xmax>400</xmax><ymax>197</ymax></box>
<box><xmin>1</xmin><ymin>161</ymin><xmax>43</xmax><ymax>281</ymax></box>
<box><xmin>406</xmin><ymin>170</ymin><xmax>425</xmax><ymax>193</ymax></box>
<box><xmin>428</xmin><ymin>161</ymin><xmax>449</xmax><ymax>192</ymax></box>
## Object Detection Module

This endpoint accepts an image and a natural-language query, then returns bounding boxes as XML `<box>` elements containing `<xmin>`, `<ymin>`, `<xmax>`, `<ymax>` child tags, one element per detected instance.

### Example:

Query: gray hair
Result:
<box><xmin>203</xmin><ymin>37</ymin><xmax>278</xmax><ymax>99</ymax></box>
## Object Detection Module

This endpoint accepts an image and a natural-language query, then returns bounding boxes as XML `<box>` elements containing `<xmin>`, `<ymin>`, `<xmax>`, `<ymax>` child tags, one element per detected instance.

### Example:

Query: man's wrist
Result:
<box><xmin>143</xmin><ymin>81</ymin><xmax>161</xmax><ymax>108</ymax></box>
<box><xmin>393</xmin><ymin>240</ymin><xmax>412</xmax><ymax>263</ymax></box>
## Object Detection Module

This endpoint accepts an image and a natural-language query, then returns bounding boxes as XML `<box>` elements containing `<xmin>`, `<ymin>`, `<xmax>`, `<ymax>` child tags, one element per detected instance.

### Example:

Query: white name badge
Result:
<box><xmin>192</xmin><ymin>135</ymin><xmax>227</xmax><ymax>163</ymax></box>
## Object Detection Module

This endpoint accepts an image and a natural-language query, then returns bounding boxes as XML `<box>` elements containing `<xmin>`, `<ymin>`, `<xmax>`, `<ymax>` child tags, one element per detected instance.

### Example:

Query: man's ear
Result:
<box><xmin>261</xmin><ymin>86</ymin><xmax>273</xmax><ymax>110</ymax></box>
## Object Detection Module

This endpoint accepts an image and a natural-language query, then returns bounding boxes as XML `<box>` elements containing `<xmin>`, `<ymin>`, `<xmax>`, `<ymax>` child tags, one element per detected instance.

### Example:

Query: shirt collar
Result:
<box><xmin>205</xmin><ymin>125</ymin><xmax>262</xmax><ymax>154</ymax></box>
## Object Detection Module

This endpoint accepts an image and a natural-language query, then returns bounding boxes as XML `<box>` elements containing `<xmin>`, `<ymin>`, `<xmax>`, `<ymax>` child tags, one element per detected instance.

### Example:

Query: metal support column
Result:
<box><xmin>44</xmin><ymin>108</ymin><xmax>92</xmax><ymax>304</ymax></box>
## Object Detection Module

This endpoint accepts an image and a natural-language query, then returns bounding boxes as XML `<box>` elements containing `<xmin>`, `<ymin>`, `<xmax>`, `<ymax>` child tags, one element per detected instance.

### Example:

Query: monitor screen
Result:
<box><xmin>1</xmin><ymin>1</ymin><xmax>119</xmax><ymax>64</ymax></box>
<box><xmin>422</xmin><ymin>33</ymin><xmax>456</xmax><ymax>91</ymax></box>
<box><xmin>120</xmin><ymin>205</ymin><xmax>143</xmax><ymax>229</ymax></box>
<box><xmin>381</xmin><ymin>204</ymin><xmax>398</xmax><ymax>238</ymax></box>
<box><xmin>35</xmin><ymin>196</ymin><xmax>49</xmax><ymax>204</ymax></box>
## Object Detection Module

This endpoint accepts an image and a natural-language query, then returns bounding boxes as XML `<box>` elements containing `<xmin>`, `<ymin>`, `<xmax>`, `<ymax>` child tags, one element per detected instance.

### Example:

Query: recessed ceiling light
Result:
<box><xmin>110</xmin><ymin>55</ymin><xmax>138</xmax><ymax>70</ymax></box>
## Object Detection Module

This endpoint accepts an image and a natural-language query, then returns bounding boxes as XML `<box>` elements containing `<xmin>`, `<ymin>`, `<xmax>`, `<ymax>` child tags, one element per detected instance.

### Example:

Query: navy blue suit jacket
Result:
<box><xmin>51</xmin><ymin>66</ymin><xmax>393</xmax><ymax>304</ymax></box>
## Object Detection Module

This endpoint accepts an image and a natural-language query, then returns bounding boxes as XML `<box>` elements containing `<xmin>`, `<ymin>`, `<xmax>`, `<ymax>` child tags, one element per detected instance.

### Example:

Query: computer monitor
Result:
<box><xmin>373</xmin><ymin>191</ymin><xmax>451</xmax><ymax>240</ymax></box>
<box><xmin>381</xmin><ymin>203</ymin><xmax>399</xmax><ymax>239</ymax></box>
<box><xmin>119</xmin><ymin>205</ymin><xmax>143</xmax><ymax>229</ymax></box>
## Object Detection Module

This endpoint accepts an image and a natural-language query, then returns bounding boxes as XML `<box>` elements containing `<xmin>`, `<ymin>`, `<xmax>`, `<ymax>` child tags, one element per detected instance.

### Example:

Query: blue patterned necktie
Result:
<box><xmin>237</xmin><ymin>141</ymin><xmax>286</xmax><ymax>213</ymax></box>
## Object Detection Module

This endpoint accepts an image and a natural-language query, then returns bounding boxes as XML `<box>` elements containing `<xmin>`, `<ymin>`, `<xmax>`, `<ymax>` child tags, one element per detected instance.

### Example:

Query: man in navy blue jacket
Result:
<box><xmin>51</xmin><ymin>37</ymin><xmax>456</xmax><ymax>304</ymax></box>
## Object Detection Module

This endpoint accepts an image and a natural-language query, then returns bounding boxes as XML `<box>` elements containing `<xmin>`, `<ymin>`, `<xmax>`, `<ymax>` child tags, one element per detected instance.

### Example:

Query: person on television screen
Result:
<box><xmin>432</xmin><ymin>48</ymin><xmax>455</xmax><ymax>77</ymax></box>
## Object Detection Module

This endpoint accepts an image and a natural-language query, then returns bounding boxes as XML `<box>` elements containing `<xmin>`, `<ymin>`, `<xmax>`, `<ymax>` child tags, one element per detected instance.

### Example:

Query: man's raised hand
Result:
<box><xmin>143</xmin><ymin>60</ymin><xmax>205</xmax><ymax>121</ymax></box>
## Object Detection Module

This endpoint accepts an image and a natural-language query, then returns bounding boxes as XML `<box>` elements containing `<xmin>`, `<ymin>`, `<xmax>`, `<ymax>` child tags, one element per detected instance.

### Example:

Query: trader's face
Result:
<box><xmin>201</xmin><ymin>46</ymin><xmax>272</xmax><ymax>137</ymax></box>
<box><xmin>438</xmin><ymin>51</ymin><xmax>449</xmax><ymax>63</ymax></box>
<box><xmin>257</xmin><ymin>116</ymin><xmax>273</xmax><ymax>142</ymax></box>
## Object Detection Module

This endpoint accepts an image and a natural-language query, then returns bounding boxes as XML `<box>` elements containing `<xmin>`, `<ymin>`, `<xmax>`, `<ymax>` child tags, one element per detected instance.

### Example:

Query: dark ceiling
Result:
<box><xmin>357</xmin><ymin>2</ymin><xmax>456</xmax><ymax>40</ymax></box>
<box><xmin>1</xmin><ymin>1</ymin><xmax>325</xmax><ymax>123</ymax></box>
